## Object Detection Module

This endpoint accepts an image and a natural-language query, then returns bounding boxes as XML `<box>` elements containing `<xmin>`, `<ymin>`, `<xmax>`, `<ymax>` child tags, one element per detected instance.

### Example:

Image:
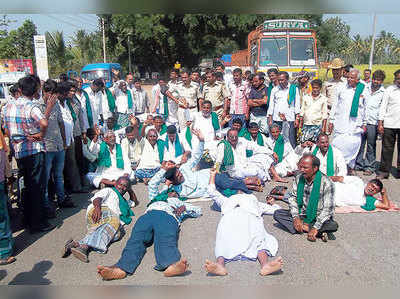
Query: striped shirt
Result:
<box><xmin>1</xmin><ymin>97</ymin><xmax>45</xmax><ymax>159</ymax></box>
<box><xmin>227</xmin><ymin>80</ymin><xmax>250</xmax><ymax>115</ymax></box>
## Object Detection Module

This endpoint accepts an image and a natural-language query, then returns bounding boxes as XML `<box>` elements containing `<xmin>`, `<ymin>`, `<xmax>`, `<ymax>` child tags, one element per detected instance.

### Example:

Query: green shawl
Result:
<box><xmin>313</xmin><ymin>145</ymin><xmax>334</xmax><ymax>177</ymax></box>
<box><xmin>211</xmin><ymin>112</ymin><xmax>220</xmax><ymax>131</ymax></box>
<box><xmin>288</xmin><ymin>83</ymin><xmax>298</xmax><ymax>105</ymax></box>
<box><xmin>82</xmin><ymin>90</ymin><xmax>93</xmax><ymax>128</ymax></box>
<box><xmin>164</xmin><ymin>134</ymin><xmax>184</xmax><ymax>157</ymax></box>
<box><xmin>163</xmin><ymin>95</ymin><xmax>169</xmax><ymax>118</ymax></box>
<box><xmin>105</xmin><ymin>88</ymin><xmax>116</xmax><ymax>113</ymax></box>
<box><xmin>126</xmin><ymin>89</ymin><xmax>134</xmax><ymax>109</ymax></box>
<box><xmin>266</xmin><ymin>84</ymin><xmax>273</xmax><ymax>110</ymax></box>
<box><xmin>218</xmin><ymin>140</ymin><xmax>234</xmax><ymax>172</ymax></box>
<box><xmin>111</xmin><ymin>187</ymin><xmax>134</xmax><ymax>224</ymax></box>
<box><xmin>239</xmin><ymin>128</ymin><xmax>264</xmax><ymax>157</ymax></box>
<box><xmin>361</xmin><ymin>195</ymin><xmax>376</xmax><ymax>211</ymax></box>
<box><xmin>156</xmin><ymin>139</ymin><xmax>165</xmax><ymax>163</ymax></box>
<box><xmin>97</xmin><ymin>142</ymin><xmax>124</xmax><ymax>169</ymax></box>
<box><xmin>66</xmin><ymin>99</ymin><xmax>77</xmax><ymax>122</ymax></box>
<box><xmin>185</xmin><ymin>127</ymin><xmax>192</xmax><ymax>149</ymax></box>
<box><xmin>159</xmin><ymin>124</ymin><xmax>167</xmax><ymax>135</ymax></box>
<box><xmin>297</xmin><ymin>170</ymin><xmax>322</xmax><ymax>224</ymax></box>
<box><xmin>350</xmin><ymin>82</ymin><xmax>365</xmax><ymax>117</ymax></box>
<box><xmin>147</xmin><ymin>186</ymin><xmax>187</xmax><ymax>207</ymax></box>
<box><xmin>273</xmin><ymin>135</ymin><xmax>285</xmax><ymax>163</ymax></box>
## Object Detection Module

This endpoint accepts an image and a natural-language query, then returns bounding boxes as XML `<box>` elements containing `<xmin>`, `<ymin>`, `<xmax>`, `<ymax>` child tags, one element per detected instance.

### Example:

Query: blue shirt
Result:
<box><xmin>248</xmin><ymin>84</ymin><xmax>268</xmax><ymax>116</ymax></box>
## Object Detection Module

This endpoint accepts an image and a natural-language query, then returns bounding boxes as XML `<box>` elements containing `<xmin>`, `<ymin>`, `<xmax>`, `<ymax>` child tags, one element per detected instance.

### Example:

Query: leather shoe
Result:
<box><xmin>29</xmin><ymin>223</ymin><xmax>56</xmax><ymax>234</ymax></box>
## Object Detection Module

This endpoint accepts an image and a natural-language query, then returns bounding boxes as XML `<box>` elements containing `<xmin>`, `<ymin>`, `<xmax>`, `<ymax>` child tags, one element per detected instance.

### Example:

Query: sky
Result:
<box><xmin>5</xmin><ymin>14</ymin><xmax>400</xmax><ymax>44</ymax></box>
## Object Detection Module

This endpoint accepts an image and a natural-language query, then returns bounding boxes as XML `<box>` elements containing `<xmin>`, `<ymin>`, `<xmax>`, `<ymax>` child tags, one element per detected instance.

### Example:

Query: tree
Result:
<box><xmin>9</xmin><ymin>19</ymin><xmax>37</xmax><ymax>59</ymax></box>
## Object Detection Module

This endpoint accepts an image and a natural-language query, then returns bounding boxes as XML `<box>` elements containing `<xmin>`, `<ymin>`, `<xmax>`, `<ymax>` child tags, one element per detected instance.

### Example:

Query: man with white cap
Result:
<box><xmin>321</xmin><ymin>58</ymin><xmax>347</xmax><ymax>111</ymax></box>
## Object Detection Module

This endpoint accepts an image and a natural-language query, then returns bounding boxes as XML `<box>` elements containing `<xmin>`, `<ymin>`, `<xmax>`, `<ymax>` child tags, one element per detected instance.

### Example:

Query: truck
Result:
<box><xmin>80</xmin><ymin>63</ymin><xmax>122</xmax><ymax>89</ymax></box>
<box><xmin>231</xmin><ymin>19</ymin><xmax>319</xmax><ymax>79</ymax></box>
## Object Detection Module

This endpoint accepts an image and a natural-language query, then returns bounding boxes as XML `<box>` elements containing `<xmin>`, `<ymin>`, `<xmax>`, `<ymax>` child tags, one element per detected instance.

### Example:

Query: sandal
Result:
<box><xmin>71</xmin><ymin>246</ymin><xmax>89</xmax><ymax>263</ymax></box>
<box><xmin>61</xmin><ymin>238</ymin><xmax>75</xmax><ymax>258</ymax></box>
<box><xmin>0</xmin><ymin>256</ymin><xmax>16</xmax><ymax>265</ymax></box>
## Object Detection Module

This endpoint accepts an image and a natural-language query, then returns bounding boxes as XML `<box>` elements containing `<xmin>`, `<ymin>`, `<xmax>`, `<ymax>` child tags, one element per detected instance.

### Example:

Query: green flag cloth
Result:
<box><xmin>312</xmin><ymin>145</ymin><xmax>334</xmax><ymax>177</ymax></box>
<box><xmin>147</xmin><ymin>186</ymin><xmax>187</xmax><ymax>207</ymax></box>
<box><xmin>266</xmin><ymin>84</ymin><xmax>273</xmax><ymax>109</ymax></box>
<box><xmin>163</xmin><ymin>95</ymin><xmax>169</xmax><ymax>118</ymax></box>
<box><xmin>350</xmin><ymin>82</ymin><xmax>365</xmax><ymax>117</ymax></box>
<box><xmin>223</xmin><ymin>188</ymin><xmax>238</xmax><ymax>197</ymax></box>
<box><xmin>297</xmin><ymin>170</ymin><xmax>322</xmax><ymax>224</ymax></box>
<box><xmin>218</xmin><ymin>140</ymin><xmax>234</xmax><ymax>172</ymax></box>
<box><xmin>156</xmin><ymin>139</ymin><xmax>165</xmax><ymax>162</ymax></box>
<box><xmin>164</xmin><ymin>134</ymin><xmax>184</xmax><ymax>157</ymax></box>
<box><xmin>240</xmin><ymin>128</ymin><xmax>264</xmax><ymax>157</ymax></box>
<box><xmin>126</xmin><ymin>89</ymin><xmax>133</xmax><ymax>109</ymax></box>
<box><xmin>211</xmin><ymin>112</ymin><xmax>220</xmax><ymax>131</ymax></box>
<box><xmin>361</xmin><ymin>195</ymin><xmax>376</xmax><ymax>211</ymax></box>
<box><xmin>185</xmin><ymin>127</ymin><xmax>192</xmax><ymax>149</ymax></box>
<box><xmin>66</xmin><ymin>99</ymin><xmax>77</xmax><ymax>122</ymax></box>
<box><xmin>160</xmin><ymin>124</ymin><xmax>167</xmax><ymax>135</ymax></box>
<box><xmin>111</xmin><ymin>187</ymin><xmax>134</xmax><ymax>224</ymax></box>
<box><xmin>105</xmin><ymin>88</ymin><xmax>116</xmax><ymax>113</ymax></box>
<box><xmin>97</xmin><ymin>142</ymin><xmax>124</xmax><ymax>169</ymax></box>
<box><xmin>288</xmin><ymin>83</ymin><xmax>298</xmax><ymax>105</ymax></box>
<box><xmin>273</xmin><ymin>135</ymin><xmax>285</xmax><ymax>162</ymax></box>
<box><xmin>238</xmin><ymin>126</ymin><xmax>247</xmax><ymax>137</ymax></box>
<box><xmin>82</xmin><ymin>90</ymin><xmax>93</xmax><ymax>128</ymax></box>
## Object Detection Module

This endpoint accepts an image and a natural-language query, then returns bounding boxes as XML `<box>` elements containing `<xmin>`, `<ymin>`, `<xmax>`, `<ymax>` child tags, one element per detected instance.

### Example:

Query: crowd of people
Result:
<box><xmin>0</xmin><ymin>58</ymin><xmax>398</xmax><ymax>282</ymax></box>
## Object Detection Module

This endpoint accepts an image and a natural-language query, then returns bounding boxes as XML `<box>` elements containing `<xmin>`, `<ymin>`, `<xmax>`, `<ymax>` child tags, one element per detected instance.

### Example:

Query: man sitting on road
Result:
<box><xmin>62</xmin><ymin>176</ymin><xmax>138</xmax><ymax>263</ymax></box>
<box><xmin>273</xmin><ymin>154</ymin><xmax>338</xmax><ymax>242</ymax></box>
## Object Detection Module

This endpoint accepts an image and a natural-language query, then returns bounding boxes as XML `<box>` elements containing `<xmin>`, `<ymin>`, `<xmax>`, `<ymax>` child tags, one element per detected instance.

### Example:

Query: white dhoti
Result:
<box><xmin>275</xmin><ymin>151</ymin><xmax>301</xmax><ymax>177</ymax></box>
<box><xmin>215</xmin><ymin>194</ymin><xmax>279</xmax><ymax>261</ymax></box>
<box><xmin>331</xmin><ymin>132</ymin><xmax>362</xmax><ymax>169</ymax></box>
<box><xmin>231</xmin><ymin>153</ymin><xmax>274</xmax><ymax>182</ymax></box>
<box><xmin>334</xmin><ymin>176</ymin><xmax>371</xmax><ymax>207</ymax></box>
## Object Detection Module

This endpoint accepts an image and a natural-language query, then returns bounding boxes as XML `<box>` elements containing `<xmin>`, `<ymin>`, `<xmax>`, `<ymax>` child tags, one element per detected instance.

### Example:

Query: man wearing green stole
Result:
<box><xmin>62</xmin><ymin>176</ymin><xmax>138</xmax><ymax>263</ymax></box>
<box><xmin>86</xmin><ymin>126</ymin><xmax>133</xmax><ymax>188</ymax></box>
<box><xmin>273</xmin><ymin>154</ymin><xmax>338</xmax><ymax>242</ymax></box>
<box><xmin>329</xmin><ymin>69</ymin><xmax>367</xmax><ymax>175</ymax></box>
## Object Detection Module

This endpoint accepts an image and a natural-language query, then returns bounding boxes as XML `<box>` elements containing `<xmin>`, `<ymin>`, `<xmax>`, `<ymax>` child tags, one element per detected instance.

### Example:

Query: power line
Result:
<box><xmin>44</xmin><ymin>14</ymin><xmax>84</xmax><ymax>31</ymax></box>
<box><xmin>64</xmin><ymin>15</ymin><xmax>99</xmax><ymax>29</ymax></box>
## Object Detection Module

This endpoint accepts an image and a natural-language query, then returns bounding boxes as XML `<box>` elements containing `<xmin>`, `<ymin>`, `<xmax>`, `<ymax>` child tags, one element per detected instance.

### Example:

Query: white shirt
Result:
<box><xmin>191</xmin><ymin>112</ymin><xmax>220</xmax><ymax>143</ymax></box>
<box><xmin>112</xmin><ymin>87</ymin><xmax>135</xmax><ymax>114</ymax></box>
<box><xmin>151</xmin><ymin>84</ymin><xmax>163</xmax><ymax>113</ymax></box>
<box><xmin>86</xmin><ymin>187</ymin><xmax>135</xmax><ymax>225</ymax></box>
<box><xmin>363</xmin><ymin>84</ymin><xmax>385</xmax><ymax>125</ymax></box>
<box><xmin>166</xmin><ymin>80</ymin><xmax>180</xmax><ymax>123</ymax></box>
<box><xmin>264</xmin><ymin>136</ymin><xmax>293</xmax><ymax>160</ymax></box>
<box><xmin>322</xmin><ymin>77</ymin><xmax>347</xmax><ymax>108</ymax></box>
<box><xmin>59</xmin><ymin>102</ymin><xmax>74</xmax><ymax>147</ymax></box>
<box><xmin>378</xmin><ymin>85</ymin><xmax>400</xmax><ymax>129</ymax></box>
<box><xmin>330</xmin><ymin>83</ymin><xmax>366</xmax><ymax>134</ymax></box>
<box><xmin>267</xmin><ymin>84</ymin><xmax>300</xmax><ymax>122</ymax></box>
<box><xmin>132</xmin><ymin>87</ymin><xmax>149</xmax><ymax>114</ymax></box>
<box><xmin>83</xmin><ymin>87</ymin><xmax>103</xmax><ymax>125</ymax></box>
<box><xmin>137</xmin><ymin>138</ymin><xmax>161</xmax><ymax>170</ymax></box>
<box><xmin>334</xmin><ymin>176</ymin><xmax>374</xmax><ymax>207</ymax></box>
<box><xmin>74</xmin><ymin>91</ymin><xmax>90</xmax><ymax>131</ymax></box>
<box><xmin>309</xmin><ymin>144</ymin><xmax>347</xmax><ymax>177</ymax></box>
<box><xmin>120</xmin><ymin>137</ymin><xmax>143</xmax><ymax>164</ymax></box>
<box><xmin>159</xmin><ymin>133</ymin><xmax>188</xmax><ymax>163</ymax></box>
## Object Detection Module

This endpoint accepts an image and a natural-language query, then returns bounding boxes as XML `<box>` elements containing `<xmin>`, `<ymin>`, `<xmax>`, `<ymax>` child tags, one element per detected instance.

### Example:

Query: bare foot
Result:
<box><xmin>204</xmin><ymin>259</ymin><xmax>228</xmax><ymax>276</ymax></box>
<box><xmin>273</xmin><ymin>176</ymin><xmax>288</xmax><ymax>183</ymax></box>
<box><xmin>97</xmin><ymin>265</ymin><xmax>127</xmax><ymax>281</ymax></box>
<box><xmin>260</xmin><ymin>257</ymin><xmax>283</xmax><ymax>276</ymax></box>
<box><xmin>164</xmin><ymin>259</ymin><xmax>189</xmax><ymax>277</ymax></box>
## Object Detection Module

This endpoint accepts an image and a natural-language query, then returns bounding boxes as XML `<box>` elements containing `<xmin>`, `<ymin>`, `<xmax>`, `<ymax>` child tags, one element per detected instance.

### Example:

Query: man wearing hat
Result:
<box><xmin>321</xmin><ymin>58</ymin><xmax>347</xmax><ymax>111</ymax></box>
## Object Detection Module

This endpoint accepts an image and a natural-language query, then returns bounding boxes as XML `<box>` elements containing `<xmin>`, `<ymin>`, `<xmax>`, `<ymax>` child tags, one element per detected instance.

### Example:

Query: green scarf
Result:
<box><xmin>312</xmin><ymin>145</ymin><xmax>334</xmax><ymax>177</ymax></box>
<box><xmin>218</xmin><ymin>140</ymin><xmax>234</xmax><ymax>172</ymax></box>
<box><xmin>211</xmin><ymin>112</ymin><xmax>220</xmax><ymax>131</ymax></box>
<box><xmin>297</xmin><ymin>170</ymin><xmax>322</xmax><ymax>224</ymax></box>
<box><xmin>163</xmin><ymin>95</ymin><xmax>169</xmax><ymax>118</ymax></box>
<box><xmin>240</xmin><ymin>128</ymin><xmax>264</xmax><ymax>157</ymax></box>
<box><xmin>223</xmin><ymin>188</ymin><xmax>238</xmax><ymax>197</ymax></box>
<box><xmin>267</xmin><ymin>83</ymin><xmax>273</xmax><ymax>103</ymax></box>
<box><xmin>350</xmin><ymin>82</ymin><xmax>365</xmax><ymax>117</ymax></box>
<box><xmin>164</xmin><ymin>134</ymin><xmax>184</xmax><ymax>157</ymax></box>
<box><xmin>185</xmin><ymin>127</ymin><xmax>192</xmax><ymax>149</ymax></box>
<box><xmin>105</xmin><ymin>88</ymin><xmax>116</xmax><ymax>113</ymax></box>
<box><xmin>273</xmin><ymin>135</ymin><xmax>285</xmax><ymax>163</ymax></box>
<box><xmin>159</xmin><ymin>124</ymin><xmax>167</xmax><ymax>135</ymax></box>
<box><xmin>66</xmin><ymin>99</ymin><xmax>77</xmax><ymax>122</ymax></box>
<box><xmin>126</xmin><ymin>89</ymin><xmax>133</xmax><ymax>109</ymax></box>
<box><xmin>111</xmin><ymin>187</ymin><xmax>134</xmax><ymax>224</ymax></box>
<box><xmin>97</xmin><ymin>142</ymin><xmax>124</xmax><ymax>169</ymax></box>
<box><xmin>147</xmin><ymin>186</ymin><xmax>187</xmax><ymax>207</ymax></box>
<box><xmin>288</xmin><ymin>83</ymin><xmax>298</xmax><ymax>105</ymax></box>
<box><xmin>113</xmin><ymin>123</ymin><xmax>121</xmax><ymax>130</ymax></box>
<box><xmin>238</xmin><ymin>126</ymin><xmax>247</xmax><ymax>137</ymax></box>
<box><xmin>82</xmin><ymin>90</ymin><xmax>93</xmax><ymax>128</ymax></box>
<box><xmin>156</xmin><ymin>139</ymin><xmax>165</xmax><ymax>163</ymax></box>
<box><xmin>361</xmin><ymin>195</ymin><xmax>376</xmax><ymax>211</ymax></box>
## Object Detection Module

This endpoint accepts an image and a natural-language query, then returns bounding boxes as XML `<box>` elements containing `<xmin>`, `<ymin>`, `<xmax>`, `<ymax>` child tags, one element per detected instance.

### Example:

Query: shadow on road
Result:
<box><xmin>10</xmin><ymin>192</ymin><xmax>92</xmax><ymax>256</ymax></box>
<box><xmin>0</xmin><ymin>269</ymin><xmax>7</xmax><ymax>281</ymax></box>
<box><xmin>8</xmin><ymin>260</ymin><xmax>53</xmax><ymax>285</ymax></box>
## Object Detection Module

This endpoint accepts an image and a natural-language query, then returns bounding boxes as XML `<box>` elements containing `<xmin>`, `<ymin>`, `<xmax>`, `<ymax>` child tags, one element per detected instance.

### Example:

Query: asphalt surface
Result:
<box><xmin>1</xmin><ymin>85</ymin><xmax>399</xmax><ymax>286</ymax></box>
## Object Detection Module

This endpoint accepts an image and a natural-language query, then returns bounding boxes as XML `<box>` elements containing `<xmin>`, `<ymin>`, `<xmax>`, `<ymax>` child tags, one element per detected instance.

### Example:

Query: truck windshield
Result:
<box><xmin>259</xmin><ymin>38</ymin><xmax>288</xmax><ymax>67</ymax></box>
<box><xmin>81</xmin><ymin>69</ymin><xmax>110</xmax><ymax>83</ymax></box>
<box><xmin>289</xmin><ymin>38</ymin><xmax>316</xmax><ymax>66</ymax></box>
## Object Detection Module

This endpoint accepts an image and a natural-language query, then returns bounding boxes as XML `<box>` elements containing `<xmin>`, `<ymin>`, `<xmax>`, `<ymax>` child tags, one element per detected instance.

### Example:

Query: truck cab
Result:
<box><xmin>80</xmin><ymin>63</ymin><xmax>122</xmax><ymax>89</ymax></box>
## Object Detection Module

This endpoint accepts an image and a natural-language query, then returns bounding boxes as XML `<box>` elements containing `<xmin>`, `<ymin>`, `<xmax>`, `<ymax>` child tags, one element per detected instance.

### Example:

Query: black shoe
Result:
<box><xmin>59</xmin><ymin>200</ymin><xmax>76</xmax><ymax>208</ymax></box>
<box><xmin>29</xmin><ymin>223</ymin><xmax>56</xmax><ymax>234</ymax></box>
<box><xmin>45</xmin><ymin>209</ymin><xmax>57</xmax><ymax>219</ymax></box>
<box><xmin>327</xmin><ymin>232</ymin><xmax>336</xmax><ymax>240</ymax></box>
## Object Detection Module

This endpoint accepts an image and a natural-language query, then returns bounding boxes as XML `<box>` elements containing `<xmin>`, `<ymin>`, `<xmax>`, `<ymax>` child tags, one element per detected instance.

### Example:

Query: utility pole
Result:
<box><xmin>128</xmin><ymin>35</ymin><xmax>132</xmax><ymax>73</ymax></box>
<box><xmin>102</xmin><ymin>17</ymin><xmax>107</xmax><ymax>63</ymax></box>
<box><xmin>369</xmin><ymin>14</ymin><xmax>377</xmax><ymax>70</ymax></box>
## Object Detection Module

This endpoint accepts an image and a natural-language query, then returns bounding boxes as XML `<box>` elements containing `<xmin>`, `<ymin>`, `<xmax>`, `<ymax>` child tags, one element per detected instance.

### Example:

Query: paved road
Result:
<box><xmin>1</xmin><ymin>85</ymin><xmax>399</xmax><ymax>285</ymax></box>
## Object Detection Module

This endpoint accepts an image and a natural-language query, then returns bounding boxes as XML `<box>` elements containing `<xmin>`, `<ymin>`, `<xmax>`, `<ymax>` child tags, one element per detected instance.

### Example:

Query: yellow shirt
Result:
<box><xmin>300</xmin><ymin>93</ymin><xmax>329</xmax><ymax>126</ymax></box>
